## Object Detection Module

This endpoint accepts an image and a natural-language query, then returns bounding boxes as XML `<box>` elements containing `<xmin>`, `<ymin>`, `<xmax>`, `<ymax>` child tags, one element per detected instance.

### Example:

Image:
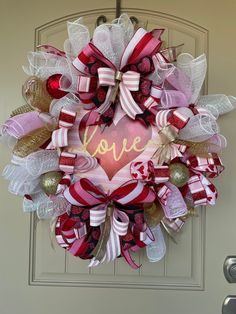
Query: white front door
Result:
<box><xmin>1</xmin><ymin>1</ymin><xmax>236</xmax><ymax>314</ymax></box>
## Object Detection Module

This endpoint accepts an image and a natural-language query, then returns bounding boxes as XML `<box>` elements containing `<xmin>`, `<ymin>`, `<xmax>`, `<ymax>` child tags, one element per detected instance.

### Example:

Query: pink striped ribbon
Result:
<box><xmin>96</xmin><ymin>67</ymin><xmax>142</xmax><ymax>119</ymax></box>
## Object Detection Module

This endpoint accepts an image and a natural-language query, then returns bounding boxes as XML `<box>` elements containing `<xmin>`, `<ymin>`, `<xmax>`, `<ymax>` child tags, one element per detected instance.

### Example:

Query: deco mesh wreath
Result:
<box><xmin>1</xmin><ymin>14</ymin><xmax>235</xmax><ymax>268</ymax></box>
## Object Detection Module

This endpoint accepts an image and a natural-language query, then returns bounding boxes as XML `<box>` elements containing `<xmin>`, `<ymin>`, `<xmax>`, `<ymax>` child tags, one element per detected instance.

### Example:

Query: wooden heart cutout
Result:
<box><xmin>79</xmin><ymin>114</ymin><xmax>152</xmax><ymax>180</ymax></box>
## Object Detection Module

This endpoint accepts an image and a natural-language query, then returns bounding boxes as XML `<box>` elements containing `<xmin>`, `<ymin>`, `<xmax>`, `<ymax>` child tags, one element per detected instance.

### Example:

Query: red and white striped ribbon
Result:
<box><xmin>187</xmin><ymin>173</ymin><xmax>217</xmax><ymax>206</ymax></box>
<box><xmin>186</xmin><ymin>155</ymin><xmax>224</xmax><ymax>178</ymax></box>
<box><xmin>72</xmin><ymin>42</ymin><xmax>116</xmax><ymax>75</ymax></box>
<box><xmin>56</xmin><ymin>174</ymin><xmax>72</xmax><ymax>194</ymax></box>
<box><xmin>155</xmin><ymin>184</ymin><xmax>172</xmax><ymax>205</ymax></box>
<box><xmin>52</xmin><ymin>108</ymin><xmax>76</xmax><ymax>148</ymax></box>
<box><xmin>59</xmin><ymin>151</ymin><xmax>76</xmax><ymax>174</ymax></box>
<box><xmin>64</xmin><ymin>178</ymin><xmax>155</xmax><ymax>208</ymax></box>
<box><xmin>187</xmin><ymin>174</ymin><xmax>208</xmax><ymax>206</ymax></box>
<box><xmin>57</xmin><ymin>152</ymin><xmax>98</xmax><ymax>193</ymax></box>
<box><xmin>155</xmin><ymin>107</ymin><xmax>191</xmax><ymax>132</ymax></box>
<box><xmin>153</xmin><ymin>165</ymin><xmax>170</xmax><ymax>183</ymax></box>
<box><xmin>72</xmin><ymin>28</ymin><xmax>162</xmax><ymax>119</ymax></box>
<box><xmin>143</xmin><ymin>96</ymin><xmax>159</xmax><ymax>115</ymax></box>
<box><xmin>150</xmin><ymin>85</ymin><xmax>163</xmax><ymax>102</ymax></box>
<box><xmin>55</xmin><ymin>214</ymin><xmax>87</xmax><ymax>256</ymax></box>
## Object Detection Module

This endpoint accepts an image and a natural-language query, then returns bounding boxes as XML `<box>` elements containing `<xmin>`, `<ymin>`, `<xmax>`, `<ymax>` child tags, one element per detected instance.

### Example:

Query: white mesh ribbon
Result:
<box><xmin>149</xmin><ymin>59</ymin><xmax>175</xmax><ymax>85</ymax></box>
<box><xmin>177</xmin><ymin>53</ymin><xmax>207</xmax><ymax>104</ymax></box>
<box><xmin>2</xmin><ymin>150</ymin><xmax>59</xmax><ymax>196</ymax></box>
<box><xmin>50</xmin><ymin>93</ymin><xmax>81</xmax><ymax>118</ymax></box>
<box><xmin>179</xmin><ymin>114</ymin><xmax>219</xmax><ymax>142</ymax></box>
<box><xmin>93</xmin><ymin>14</ymin><xmax>134</xmax><ymax>67</ymax></box>
<box><xmin>208</xmin><ymin>134</ymin><xmax>227</xmax><ymax>151</ymax></box>
<box><xmin>146</xmin><ymin>225</ymin><xmax>166</xmax><ymax>262</ymax></box>
<box><xmin>3</xmin><ymin>164</ymin><xmax>41</xmax><ymax>195</ymax></box>
<box><xmin>112</xmin><ymin>13</ymin><xmax>134</xmax><ymax>47</ymax></box>
<box><xmin>64</xmin><ymin>18</ymin><xmax>90</xmax><ymax>60</ymax></box>
<box><xmin>12</xmin><ymin>150</ymin><xmax>59</xmax><ymax>176</ymax></box>
<box><xmin>196</xmin><ymin>94</ymin><xmax>236</xmax><ymax>118</ymax></box>
<box><xmin>23</xmin><ymin>52</ymin><xmax>70</xmax><ymax>79</ymax></box>
<box><xmin>23</xmin><ymin>192</ymin><xmax>70</xmax><ymax>219</ymax></box>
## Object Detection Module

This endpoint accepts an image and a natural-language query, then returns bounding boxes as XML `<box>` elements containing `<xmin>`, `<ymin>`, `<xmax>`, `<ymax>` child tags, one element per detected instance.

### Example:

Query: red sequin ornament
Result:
<box><xmin>46</xmin><ymin>74</ymin><xmax>68</xmax><ymax>99</ymax></box>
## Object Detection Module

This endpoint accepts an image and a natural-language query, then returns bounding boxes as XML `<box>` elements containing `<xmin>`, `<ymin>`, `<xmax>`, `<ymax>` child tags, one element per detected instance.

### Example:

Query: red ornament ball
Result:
<box><xmin>46</xmin><ymin>74</ymin><xmax>68</xmax><ymax>99</ymax></box>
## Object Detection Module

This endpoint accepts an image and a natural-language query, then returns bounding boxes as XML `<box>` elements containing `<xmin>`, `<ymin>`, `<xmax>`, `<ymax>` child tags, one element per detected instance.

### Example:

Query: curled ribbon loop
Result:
<box><xmin>185</xmin><ymin>154</ymin><xmax>222</xmax><ymax>206</ymax></box>
<box><xmin>51</xmin><ymin>108</ymin><xmax>76</xmax><ymax>148</ymax></box>
<box><xmin>57</xmin><ymin>152</ymin><xmax>98</xmax><ymax>194</ymax></box>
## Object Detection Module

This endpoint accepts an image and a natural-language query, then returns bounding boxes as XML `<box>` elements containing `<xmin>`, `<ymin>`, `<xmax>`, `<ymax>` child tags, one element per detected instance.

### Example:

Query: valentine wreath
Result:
<box><xmin>1</xmin><ymin>14</ymin><xmax>235</xmax><ymax>268</ymax></box>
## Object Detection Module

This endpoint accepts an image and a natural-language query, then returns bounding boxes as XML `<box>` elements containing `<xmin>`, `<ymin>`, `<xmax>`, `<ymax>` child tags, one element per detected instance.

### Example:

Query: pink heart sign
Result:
<box><xmin>79</xmin><ymin>113</ymin><xmax>152</xmax><ymax>180</ymax></box>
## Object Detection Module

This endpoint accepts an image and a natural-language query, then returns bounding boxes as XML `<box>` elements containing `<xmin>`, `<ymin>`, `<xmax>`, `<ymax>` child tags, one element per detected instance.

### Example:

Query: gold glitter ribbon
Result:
<box><xmin>13</xmin><ymin>127</ymin><xmax>52</xmax><ymax>157</ymax></box>
<box><xmin>10</xmin><ymin>104</ymin><xmax>34</xmax><ymax>117</ymax></box>
<box><xmin>91</xmin><ymin>203</ymin><xmax>114</xmax><ymax>262</ymax></box>
<box><xmin>174</xmin><ymin>139</ymin><xmax>217</xmax><ymax>157</ymax></box>
<box><xmin>22</xmin><ymin>76</ymin><xmax>52</xmax><ymax>112</ymax></box>
<box><xmin>152</xmin><ymin>125</ymin><xmax>178</xmax><ymax>165</ymax></box>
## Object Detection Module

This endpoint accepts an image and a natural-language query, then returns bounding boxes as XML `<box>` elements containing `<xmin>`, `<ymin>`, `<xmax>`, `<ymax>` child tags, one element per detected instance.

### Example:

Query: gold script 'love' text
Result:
<box><xmin>83</xmin><ymin>125</ymin><xmax>149</xmax><ymax>162</ymax></box>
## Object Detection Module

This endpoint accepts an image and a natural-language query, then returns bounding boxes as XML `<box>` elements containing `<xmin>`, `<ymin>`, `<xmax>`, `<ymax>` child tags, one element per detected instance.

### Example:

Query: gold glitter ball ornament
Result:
<box><xmin>169</xmin><ymin>163</ymin><xmax>190</xmax><ymax>187</ymax></box>
<box><xmin>40</xmin><ymin>171</ymin><xmax>63</xmax><ymax>195</ymax></box>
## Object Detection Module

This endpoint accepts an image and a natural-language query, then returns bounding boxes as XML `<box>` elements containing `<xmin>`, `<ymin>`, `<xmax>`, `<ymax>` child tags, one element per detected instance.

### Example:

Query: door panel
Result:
<box><xmin>0</xmin><ymin>1</ymin><xmax>236</xmax><ymax>314</ymax></box>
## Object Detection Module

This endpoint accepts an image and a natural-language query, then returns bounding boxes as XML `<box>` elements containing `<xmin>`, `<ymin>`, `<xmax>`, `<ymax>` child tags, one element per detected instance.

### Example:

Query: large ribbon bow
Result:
<box><xmin>64</xmin><ymin>178</ymin><xmax>155</xmax><ymax>266</ymax></box>
<box><xmin>72</xmin><ymin>28</ymin><xmax>163</xmax><ymax>120</ymax></box>
<box><xmin>96</xmin><ymin>68</ymin><xmax>142</xmax><ymax>119</ymax></box>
